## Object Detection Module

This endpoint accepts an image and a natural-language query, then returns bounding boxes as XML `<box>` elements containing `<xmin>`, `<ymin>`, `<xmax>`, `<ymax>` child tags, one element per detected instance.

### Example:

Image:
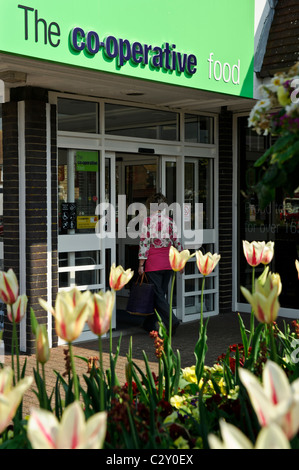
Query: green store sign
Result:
<box><xmin>0</xmin><ymin>0</ymin><xmax>255</xmax><ymax>98</ymax></box>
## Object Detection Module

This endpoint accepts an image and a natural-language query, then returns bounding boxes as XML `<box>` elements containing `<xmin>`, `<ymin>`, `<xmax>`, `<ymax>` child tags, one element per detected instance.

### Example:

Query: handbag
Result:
<box><xmin>126</xmin><ymin>273</ymin><xmax>155</xmax><ymax>316</ymax></box>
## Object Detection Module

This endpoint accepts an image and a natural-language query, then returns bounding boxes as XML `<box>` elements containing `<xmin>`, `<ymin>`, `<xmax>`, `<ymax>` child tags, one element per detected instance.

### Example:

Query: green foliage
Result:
<box><xmin>254</xmin><ymin>134</ymin><xmax>299</xmax><ymax>209</ymax></box>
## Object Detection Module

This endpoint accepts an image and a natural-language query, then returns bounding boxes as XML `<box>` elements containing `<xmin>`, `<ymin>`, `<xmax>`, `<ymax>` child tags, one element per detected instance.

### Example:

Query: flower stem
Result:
<box><xmin>68</xmin><ymin>342</ymin><xmax>79</xmax><ymax>401</ymax></box>
<box><xmin>12</xmin><ymin>315</ymin><xmax>20</xmax><ymax>383</ymax></box>
<box><xmin>250</xmin><ymin>266</ymin><xmax>256</xmax><ymax>340</ymax></box>
<box><xmin>268</xmin><ymin>323</ymin><xmax>277</xmax><ymax>363</ymax></box>
<box><xmin>98</xmin><ymin>335</ymin><xmax>105</xmax><ymax>411</ymax></box>
<box><xmin>109</xmin><ymin>289</ymin><xmax>114</xmax><ymax>354</ymax></box>
<box><xmin>168</xmin><ymin>272</ymin><xmax>176</xmax><ymax>348</ymax></box>
<box><xmin>200</xmin><ymin>276</ymin><xmax>206</xmax><ymax>335</ymax></box>
<box><xmin>42</xmin><ymin>363</ymin><xmax>48</xmax><ymax>409</ymax></box>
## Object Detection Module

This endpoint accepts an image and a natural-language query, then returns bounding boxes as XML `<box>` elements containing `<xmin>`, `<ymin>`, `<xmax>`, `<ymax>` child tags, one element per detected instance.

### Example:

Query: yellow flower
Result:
<box><xmin>182</xmin><ymin>366</ymin><xmax>197</xmax><ymax>384</ymax></box>
<box><xmin>39</xmin><ymin>288</ymin><xmax>92</xmax><ymax>343</ymax></box>
<box><xmin>173</xmin><ymin>436</ymin><xmax>190</xmax><ymax>449</ymax></box>
<box><xmin>241</xmin><ymin>271</ymin><xmax>281</xmax><ymax>324</ymax></box>
<box><xmin>36</xmin><ymin>324</ymin><xmax>50</xmax><ymax>364</ymax></box>
<box><xmin>277</xmin><ymin>85</ymin><xmax>291</xmax><ymax>107</ymax></box>
<box><xmin>170</xmin><ymin>395</ymin><xmax>185</xmax><ymax>410</ymax></box>
<box><xmin>195</xmin><ymin>250</ymin><xmax>221</xmax><ymax>276</ymax></box>
<box><xmin>87</xmin><ymin>290</ymin><xmax>115</xmax><ymax>337</ymax></box>
<box><xmin>169</xmin><ymin>247</ymin><xmax>193</xmax><ymax>272</ymax></box>
<box><xmin>109</xmin><ymin>263</ymin><xmax>134</xmax><ymax>291</ymax></box>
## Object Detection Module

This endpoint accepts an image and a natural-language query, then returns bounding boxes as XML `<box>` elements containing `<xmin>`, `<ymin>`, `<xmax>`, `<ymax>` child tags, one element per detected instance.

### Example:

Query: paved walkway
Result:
<box><xmin>3</xmin><ymin>312</ymin><xmax>294</xmax><ymax>416</ymax></box>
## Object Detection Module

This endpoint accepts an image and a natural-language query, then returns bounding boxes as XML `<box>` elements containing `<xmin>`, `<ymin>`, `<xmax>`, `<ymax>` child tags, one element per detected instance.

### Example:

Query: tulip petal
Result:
<box><xmin>27</xmin><ymin>407</ymin><xmax>59</xmax><ymax>449</ymax></box>
<box><xmin>263</xmin><ymin>360</ymin><xmax>291</xmax><ymax>405</ymax></box>
<box><xmin>85</xmin><ymin>411</ymin><xmax>107</xmax><ymax>449</ymax></box>
<box><xmin>239</xmin><ymin>368</ymin><xmax>273</xmax><ymax>427</ymax></box>
<box><xmin>57</xmin><ymin>402</ymin><xmax>85</xmax><ymax>449</ymax></box>
<box><xmin>255</xmin><ymin>424</ymin><xmax>290</xmax><ymax>449</ymax></box>
<box><xmin>208</xmin><ymin>420</ymin><xmax>253</xmax><ymax>449</ymax></box>
<box><xmin>0</xmin><ymin>376</ymin><xmax>33</xmax><ymax>434</ymax></box>
<box><xmin>219</xmin><ymin>420</ymin><xmax>253</xmax><ymax>449</ymax></box>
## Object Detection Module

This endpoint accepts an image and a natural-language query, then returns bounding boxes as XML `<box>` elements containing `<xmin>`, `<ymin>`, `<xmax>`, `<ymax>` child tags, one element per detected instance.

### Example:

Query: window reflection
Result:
<box><xmin>58</xmin><ymin>98</ymin><xmax>99</xmax><ymax>133</ymax></box>
<box><xmin>105</xmin><ymin>103</ymin><xmax>179</xmax><ymax>141</ymax></box>
<box><xmin>238</xmin><ymin>117</ymin><xmax>299</xmax><ymax>309</ymax></box>
<box><xmin>185</xmin><ymin>159</ymin><xmax>214</xmax><ymax>230</ymax></box>
<box><xmin>185</xmin><ymin>114</ymin><xmax>214</xmax><ymax>144</ymax></box>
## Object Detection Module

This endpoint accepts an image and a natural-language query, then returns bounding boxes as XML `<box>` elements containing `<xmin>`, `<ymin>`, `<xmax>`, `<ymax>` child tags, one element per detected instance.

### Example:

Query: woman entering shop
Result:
<box><xmin>138</xmin><ymin>193</ymin><xmax>182</xmax><ymax>335</ymax></box>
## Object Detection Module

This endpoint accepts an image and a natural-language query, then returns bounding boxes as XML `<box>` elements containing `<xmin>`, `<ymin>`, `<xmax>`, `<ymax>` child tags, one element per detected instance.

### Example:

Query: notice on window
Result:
<box><xmin>76</xmin><ymin>151</ymin><xmax>98</xmax><ymax>172</ymax></box>
<box><xmin>77</xmin><ymin>216</ymin><xmax>98</xmax><ymax>229</ymax></box>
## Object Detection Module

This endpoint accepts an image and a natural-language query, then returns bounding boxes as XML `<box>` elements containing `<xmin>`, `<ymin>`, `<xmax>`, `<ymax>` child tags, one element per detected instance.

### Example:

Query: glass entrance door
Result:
<box><xmin>115</xmin><ymin>155</ymin><xmax>158</xmax><ymax>313</ymax></box>
<box><xmin>58</xmin><ymin>148</ymin><xmax>105</xmax><ymax>342</ymax></box>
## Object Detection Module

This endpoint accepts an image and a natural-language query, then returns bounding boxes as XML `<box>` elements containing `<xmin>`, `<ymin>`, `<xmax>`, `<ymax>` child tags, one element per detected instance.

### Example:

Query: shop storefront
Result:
<box><xmin>1</xmin><ymin>0</ymin><xmax>295</xmax><ymax>354</ymax></box>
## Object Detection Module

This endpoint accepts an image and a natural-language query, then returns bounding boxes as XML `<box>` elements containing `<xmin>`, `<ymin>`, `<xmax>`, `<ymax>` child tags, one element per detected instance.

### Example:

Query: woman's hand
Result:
<box><xmin>138</xmin><ymin>265</ymin><xmax>145</xmax><ymax>276</ymax></box>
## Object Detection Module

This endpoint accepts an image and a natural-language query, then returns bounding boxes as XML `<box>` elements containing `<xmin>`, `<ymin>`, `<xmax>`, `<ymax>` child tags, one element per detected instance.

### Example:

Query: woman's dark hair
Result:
<box><xmin>146</xmin><ymin>192</ymin><xmax>168</xmax><ymax>212</ymax></box>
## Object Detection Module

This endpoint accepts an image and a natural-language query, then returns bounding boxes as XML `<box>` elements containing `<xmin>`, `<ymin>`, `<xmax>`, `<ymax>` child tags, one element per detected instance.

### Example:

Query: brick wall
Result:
<box><xmin>218</xmin><ymin>107</ymin><xmax>233</xmax><ymax>314</ymax></box>
<box><xmin>3</xmin><ymin>88</ymin><xmax>58</xmax><ymax>354</ymax></box>
<box><xmin>3</xmin><ymin>101</ymin><xmax>19</xmax><ymax>349</ymax></box>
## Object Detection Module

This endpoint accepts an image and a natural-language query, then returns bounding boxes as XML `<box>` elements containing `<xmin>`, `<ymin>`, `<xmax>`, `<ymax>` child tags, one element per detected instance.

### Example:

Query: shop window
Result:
<box><xmin>105</xmin><ymin>103</ymin><xmax>179</xmax><ymax>141</ymax></box>
<box><xmin>58</xmin><ymin>149</ymin><xmax>99</xmax><ymax>235</ymax></box>
<box><xmin>59</xmin><ymin>251</ymin><xmax>101</xmax><ymax>290</ymax></box>
<box><xmin>185</xmin><ymin>158</ymin><xmax>214</xmax><ymax>229</ymax></box>
<box><xmin>237</xmin><ymin>116</ymin><xmax>299</xmax><ymax>309</ymax></box>
<box><xmin>185</xmin><ymin>114</ymin><xmax>214</xmax><ymax>144</ymax></box>
<box><xmin>58</xmin><ymin>98</ymin><xmax>99</xmax><ymax>133</ymax></box>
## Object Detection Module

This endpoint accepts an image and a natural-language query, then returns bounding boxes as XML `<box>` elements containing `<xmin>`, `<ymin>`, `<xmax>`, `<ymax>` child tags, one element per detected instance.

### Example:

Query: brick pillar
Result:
<box><xmin>218</xmin><ymin>107</ymin><xmax>233</xmax><ymax>314</ymax></box>
<box><xmin>3</xmin><ymin>87</ymin><xmax>58</xmax><ymax>354</ymax></box>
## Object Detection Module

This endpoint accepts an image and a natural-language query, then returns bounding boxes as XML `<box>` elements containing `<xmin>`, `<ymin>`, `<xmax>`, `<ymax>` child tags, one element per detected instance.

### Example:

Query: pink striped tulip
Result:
<box><xmin>109</xmin><ymin>263</ymin><xmax>134</xmax><ymax>291</ymax></box>
<box><xmin>0</xmin><ymin>367</ymin><xmax>33</xmax><ymax>434</ymax></box>
<box><xmin>87</xmin><ymin>290</ymin><xmax>115</xmax><ymax>337</ymax></box>
<box><xmin>261</xmin><ymin>241</ymin><xmax>274</xmax><ymax>265</ymax></box>
<box><xmin>0</xmin><ymin>269</ymin><xmax>19</xmax><ymax>305</ymax></box>
<box><xmin>240</xmin><ymin>272</ymin><xmax>281</xmax><ymax>324</ymax></box>
<box><xmin>208</xmin><ymin>420</ymin><xmax>290</xmax><ymax>449</ymax></box>
<box><xmin>27</xmin><ymin>401</ymin><xmax>107</xmax><ymax>449</ymax></box>
<box><xmin>39</xmin><ymin>288</ymin><xmax>92</xmax><ymax>343</ymax></box>
<box><xmin>242</xmin><ymin>240</ymin><xmax>265</xmax><ymax>267</ymax></box>
<box><xmin>7</xmin><ymin>294</ymin><xmax>28</xmax><ymax>324</ymax></box>
<box><xmin>239</xmin><ymin>360</ymin><xmax>299</xmax><ymax>440</ymax></box>
<box><xmin>169</xmin><ymin>246</ymin><xmax>193</xmax><ymax>272</ymax></box>
<box><xmin>195</xmin><ymin>250</ymin><xmax>221</xmax><ymax>276</ymax></box>
<box><xmin>296</xmin><ymin>260</ymin><xmax>299</xmax><ymax>279</ymax></box>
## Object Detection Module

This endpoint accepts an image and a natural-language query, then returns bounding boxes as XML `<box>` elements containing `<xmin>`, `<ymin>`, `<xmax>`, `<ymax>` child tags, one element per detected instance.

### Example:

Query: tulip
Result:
<box><xmin>242</xmin><ymin>240</ymin><xmax>265</xmax><ymax>267</ymax></box>
<box><xmin>169</xmin><ymin>246</ymin><xmax>193</xmax><ymax>272</ymax></box>
<box><xmin>7</xmin><ymin>294</ymin><xmax>28</xmax><ymax>324</ymax></box>
<box><xmin>27</xmin><ymin>401</ymin><xmax>107</xmax><ymax>449</ymax></box>
<box><xmin>296</xmin><ymin>259</ymin><xmax>299</xmax><ymax>279</ymax></box>
<box><xmin>261</xmin><ymin>241</ymin><xmax>274</xmax><ymax>265</ymax></box>
<box><xmin>36</xmin><ymin>324</ymin><xmax>50</xmax><ymax>364</ymax></box>
<box><xmin>87</xmin><ymin>290</ymin><xmax>115</xmax><ymax>337</ymax></box>
<box><xmin>208</xmin><ymin>420</ymin><xmax>290</xmax><ymax>449</ymax></box>
<box><xmin>39</xmin><ymin>288</ymin><xmax>91</xmax><ymax>343</ymax></box>
<box><xmin>109</xmin><ymin>263</ymin><xmax>134</xmax><ymax>291</ymax></box>
<box><xmin>0</xmin><ymin>367</ymin><xmax>33</xmax><ymax>434</ymax></box>
<box><xmin>240</xmin><ymin>271</ymin><xmax>281</xmax><ymax>324</ymax></box>
<box><xmin>239</xmin><ymin>360</ymin><xmax>299</xmax><ymax>440</ymax></box>
<box><xmin>195</xmin><ymin>250</ymin><xmax>221</xmax><ymax>276</ymax></box>
<box><xmin>0</xmin><ymin>269</ymin><xmax>19</xmax><ymax>305</ymax></box>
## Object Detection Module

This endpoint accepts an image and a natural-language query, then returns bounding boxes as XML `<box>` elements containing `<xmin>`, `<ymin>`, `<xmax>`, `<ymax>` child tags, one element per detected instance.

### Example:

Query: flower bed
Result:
<box><xmin>0</xmin><ymin>239</ymin><xmax>298</xmax><ymax>450</ymax></box>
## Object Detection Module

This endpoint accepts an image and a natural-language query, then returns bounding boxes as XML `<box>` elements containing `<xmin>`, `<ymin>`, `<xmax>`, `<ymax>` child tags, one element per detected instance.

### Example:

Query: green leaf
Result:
<box><xmin>238</xmin><ymin>313</ymin><xmax>249</xmax><ymax>357</ymax></box>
